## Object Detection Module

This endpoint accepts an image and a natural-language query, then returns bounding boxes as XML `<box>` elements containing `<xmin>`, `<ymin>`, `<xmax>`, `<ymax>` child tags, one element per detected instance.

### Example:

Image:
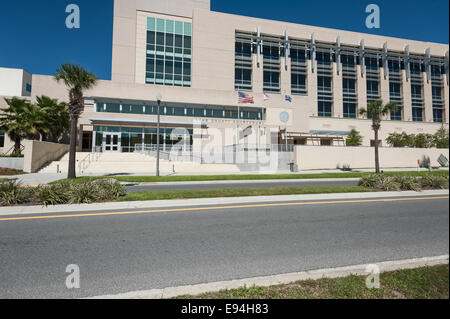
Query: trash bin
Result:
<box><xmin>289</xmin><ymin>163</ymin><xmax>298</xmax><ymax>172</ymax></box>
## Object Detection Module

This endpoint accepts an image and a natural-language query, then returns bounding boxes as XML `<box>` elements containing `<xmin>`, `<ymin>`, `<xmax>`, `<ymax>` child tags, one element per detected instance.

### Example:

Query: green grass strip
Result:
<box><xmin>119</xmin><ymin>186</ymin><xmax>375</xmax><ymax>202</ymax></box>
<box><xmin>175</xmin><ymin>264</ymin><xmax>449</xmax><ymax>299</ymax></box>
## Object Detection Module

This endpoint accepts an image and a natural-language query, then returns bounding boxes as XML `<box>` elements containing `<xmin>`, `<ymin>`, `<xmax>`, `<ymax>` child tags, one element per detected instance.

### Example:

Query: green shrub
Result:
<box><xmin>346</xmin><ymin>129</ymin><xmax>363</xmax><ymax>146</ymax></box>
<box><xmin>359</xmin><ymin>174</ymin><xmax>449</xmax><ymax>191</ymax></box>
<box><xmin>0</xmin><ymin>179</ymin><xmax>125</xmax><ymax>206</ymax></box>
<box><xmin>0</xmin><ymin>180</ymin><xmax>31</xmax><ymax>206</ymax></box>
<box><xmin>33</xmin><ymin>183</ymin><xmax>71</xmax><ymax>206</ymax></box>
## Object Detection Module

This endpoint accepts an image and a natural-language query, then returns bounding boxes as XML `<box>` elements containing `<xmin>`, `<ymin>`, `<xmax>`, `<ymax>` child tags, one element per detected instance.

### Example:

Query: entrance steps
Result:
<box><xmin>39</xmin><ymin>152</ymin><xmax>241</xmax><ymax>174</ymax></box>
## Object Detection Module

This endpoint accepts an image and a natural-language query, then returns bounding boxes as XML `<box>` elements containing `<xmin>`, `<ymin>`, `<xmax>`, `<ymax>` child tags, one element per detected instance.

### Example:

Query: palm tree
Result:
<box><xmin>55</xmin><ymin>64</ymin><xmax>97</xmax><ymax>179</ymax></box>
<box><xmin>36</xmin><ymin>95</ymin><xmax>69</xmax><ymax>143</ymax></box>
<box><xmin>0</xmin><ymin>97</ymin><xmax>46</xmax><ymax>154</ymax></box>
<box><xmin>359</xmin><ymin>100</ymin><xmax>398</xmax><ymax>173</ymax></box>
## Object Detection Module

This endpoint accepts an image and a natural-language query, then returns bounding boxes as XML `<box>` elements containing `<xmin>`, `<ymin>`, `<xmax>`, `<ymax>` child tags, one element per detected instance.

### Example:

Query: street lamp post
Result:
<box><xmin>156</xmin><ymin>93</ymin><xmax>162</xmax><ymax>177</ymax></box>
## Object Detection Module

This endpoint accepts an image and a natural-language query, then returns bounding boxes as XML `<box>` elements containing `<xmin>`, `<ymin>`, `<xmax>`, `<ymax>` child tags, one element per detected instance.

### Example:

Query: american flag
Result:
<box><xmin>238</xmin><ymin>91</ymin><xmax>254</xmax><ymax>104</ymax></box>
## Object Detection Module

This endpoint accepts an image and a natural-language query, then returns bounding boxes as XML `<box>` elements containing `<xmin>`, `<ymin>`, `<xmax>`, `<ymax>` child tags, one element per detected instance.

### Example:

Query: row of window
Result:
<box><xmin>146</xmin><ymin>17</ymin><xmax>192</xmax><ymax>87</ymax></box>
<box><xmin>95</xmin><ymin>102</ymin><xmax>263</xmax><ymax>121</ymax></box>
<box><xmin>94</xmin><ymin>126</ymin><xmax>194</xmax><ymax>153</ymax></box>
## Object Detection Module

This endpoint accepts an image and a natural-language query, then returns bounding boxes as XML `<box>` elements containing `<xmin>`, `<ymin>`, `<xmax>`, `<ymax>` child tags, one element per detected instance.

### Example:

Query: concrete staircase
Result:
<box><xmin>39</xmin><ymin>152</ymin><xmax>241</xmax><ymax>175</ymax></box>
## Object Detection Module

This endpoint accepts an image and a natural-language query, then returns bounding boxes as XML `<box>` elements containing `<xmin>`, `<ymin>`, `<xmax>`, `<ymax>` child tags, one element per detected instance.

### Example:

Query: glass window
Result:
<box><xmin>0</xmin><ymin>131</ymin><xmax>4</xmax><ymax>148</ymax></box>
<box><xmin>412</xmin><ymin>107</ymin><xmax>423</xmax><ymax>122</ymax></box>
<box><xmin>145</xmin><ymin>18</ymin><xmax>192</xmax><ymax>87</ymax></box>
<box><xmin>105</xmin><ymin>103</ymin><xmax>120</xmax><ymax>113</ymax></box>
<box><xmin>433</xmin><ymin>108</ymin><xmax>443</xmax><ymax>123</ymax></box>
<box><xmin>343</xmin><ymin>103</ymin><xmax>356</xmax><ymax>118</ymax></box>
<box><xmin>411</xmin><ymin>84</ymin><xmax>422</xmax><ymax>99</ymax></box>
<box><xmin>156</xmin><ymin>19</ymin><xmax>165</xmax><ymax>32</ymax></box>
<box><xmin>147</xmin><ymin>18</ymin><xmax>156</xmax><ymax>31</ymax></box>
<box><xmin>318</xmin><ymin>101</ymin><xmax>332</xmax><ymax>117</ymax></box>
<box><xmin>391</xmin><ymin>109</ymin><xmax>402</xmax><ymax>121</ymax></box>
<box><xmin>367</xmin><ymin>80</ymin><xmax>379</xmax><ymax>96</ymax></box>
<box><xmin>184</xmin><ymin>22</ymin><xmax>192</xmax><ymax>36</ymax></box>
<box><xmin>165</xmin><ymin>20</ymin><xmax>174</xmax><ymax>33</ymax></box>
<box><xmin>318</xmin><ymin>76</ymin><xmax>331</xmax><ymax>92</ymax></box>
<box><xmin>343</xmin><ymin>78</ymin><xmax>355</xmax><ymax>93</ymax></box>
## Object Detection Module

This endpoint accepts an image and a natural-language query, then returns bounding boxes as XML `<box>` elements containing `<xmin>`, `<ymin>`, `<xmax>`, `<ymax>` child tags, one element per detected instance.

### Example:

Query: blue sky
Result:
<box><xmin>0</xmin><ymin>0</ymin><xmax>448</xmax><ymax>80</ymax></box>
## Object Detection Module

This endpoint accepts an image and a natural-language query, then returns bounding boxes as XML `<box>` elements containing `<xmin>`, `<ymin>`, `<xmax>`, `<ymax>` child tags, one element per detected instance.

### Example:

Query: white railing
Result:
<box><xmin>78</xmin><ymin>152</ymin><xmax>102</xmax><ymax>173</ymax></box>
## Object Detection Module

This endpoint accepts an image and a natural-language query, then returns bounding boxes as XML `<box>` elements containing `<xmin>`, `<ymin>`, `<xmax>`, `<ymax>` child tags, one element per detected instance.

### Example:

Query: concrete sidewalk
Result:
<box><xmin>0</xmin><ymin>189</ymin><xmax>447</xmax><ymax>217</ymax></box>
<box><xmin>2</xmin><ymin>167</ymin><xmax>447</xmax><ymax>186</ymax></box>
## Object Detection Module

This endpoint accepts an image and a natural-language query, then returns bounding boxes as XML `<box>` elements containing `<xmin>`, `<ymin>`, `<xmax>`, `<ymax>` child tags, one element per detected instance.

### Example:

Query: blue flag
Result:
<box><xmin>285</xmin><ymin>95</ymin><xmax>292</xmax><ymax>102</ymax></box>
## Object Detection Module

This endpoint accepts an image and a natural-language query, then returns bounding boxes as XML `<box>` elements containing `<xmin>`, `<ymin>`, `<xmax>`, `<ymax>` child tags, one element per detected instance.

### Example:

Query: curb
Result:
<box><xmin>0</xmin><ymin>190</ymin><xmax>448</xmax><ymax>217</ymax></box>
<box><xmin>87</xmin><ymin>255</ymin><xmax>449</xmax><ymax>299</ymax></box>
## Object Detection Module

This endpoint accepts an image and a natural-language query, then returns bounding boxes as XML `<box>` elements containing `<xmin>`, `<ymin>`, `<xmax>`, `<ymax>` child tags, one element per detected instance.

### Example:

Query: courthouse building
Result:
<box><xmin>1</xmin><ymin>0</ymin><xmax>449</xmax><ymax>155</ymax></box>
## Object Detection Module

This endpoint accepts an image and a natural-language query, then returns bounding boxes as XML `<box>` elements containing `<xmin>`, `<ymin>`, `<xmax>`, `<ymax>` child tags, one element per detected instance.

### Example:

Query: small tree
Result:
<box><xmin>359</xmin><ymin>100</ymin><xmax>398</xmax><ymax>173</ymax></box>
<box><xmin>55</xmin><ymin>64</ymin><xmax>97</xmax><ymax>179</ymax></box>
<box><xmin>36</xmin><ymin>95</ymin><xmax>69</xmax><ymax>143</ymax></box>
<box><xmin>413</xmin><ymin>133</ymin><xmax>435</xmax><ymax>148</ymax></box>
<box><xmin>0</xmin><ymin>97</ymin><xmax>46</xmax><ymax>154</ymax></box>
<box><xmin>346</xmin><ymin>129</ymin><xmax>363</xmax><ymax>146</ymax></box>
<box><xmin>434</xmin><ymin>126</ymin><xmax>449</xmax><ymax>149</ymax></box>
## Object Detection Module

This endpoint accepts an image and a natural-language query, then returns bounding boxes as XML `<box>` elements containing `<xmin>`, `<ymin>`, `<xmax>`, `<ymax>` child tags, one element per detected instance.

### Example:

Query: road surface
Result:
<box><xmin>0</xmin><ymin>194</ymin><xmax>448</xmax><ymax>298</ymax></box>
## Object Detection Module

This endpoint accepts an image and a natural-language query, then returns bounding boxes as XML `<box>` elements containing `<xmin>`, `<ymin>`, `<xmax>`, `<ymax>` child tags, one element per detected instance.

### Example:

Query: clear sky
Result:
<box><xmin>0</xmin><ymin>0</ymin><xmax>448</xmax><ymax>80</ymax></box>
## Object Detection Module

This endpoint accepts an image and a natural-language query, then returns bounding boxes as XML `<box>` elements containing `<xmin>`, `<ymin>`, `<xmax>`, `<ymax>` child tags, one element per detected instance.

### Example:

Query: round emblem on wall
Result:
<box><xmin>280</xmin><ymin>111</ymin><xmax>290</xmax><ymax>124</ymax></box>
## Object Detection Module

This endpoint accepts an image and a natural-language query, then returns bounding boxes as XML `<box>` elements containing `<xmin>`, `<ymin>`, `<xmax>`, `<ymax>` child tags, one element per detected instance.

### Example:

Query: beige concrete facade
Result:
<box><xmin>1</xmin><ymin>0</ymin><xmax>449</xmax><ymax>164</ymax></box>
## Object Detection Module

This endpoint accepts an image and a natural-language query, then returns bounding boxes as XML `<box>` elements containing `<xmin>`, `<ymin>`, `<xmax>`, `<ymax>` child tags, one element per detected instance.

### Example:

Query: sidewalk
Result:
<box><xmin>2</xmin><ymin>167</ymin><xmax>447</xmax><ymax>186</ymax></box>
<box><xmin>0</xmin><ymin>189</ymin><xmax>447</xmax><ymax>217</ymax></box>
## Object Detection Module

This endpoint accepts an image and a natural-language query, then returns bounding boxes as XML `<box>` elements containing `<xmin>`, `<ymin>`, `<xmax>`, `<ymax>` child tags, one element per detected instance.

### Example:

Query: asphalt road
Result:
<box><xmin>124</xmin><ymin>179</ymin><xmax>359</xmax><ymax>193</ymax></box>
<box><xmin>0</xmin><ymin>194</ymin><xmax>448</xmax><ymax>298</ymax></box>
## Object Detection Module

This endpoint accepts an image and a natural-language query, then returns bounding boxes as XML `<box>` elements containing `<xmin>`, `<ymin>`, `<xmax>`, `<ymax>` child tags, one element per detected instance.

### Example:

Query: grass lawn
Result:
<box><xmin>175</xmin><ymin>264</ymin><xmax>449</xmax><ymax>299</ymax></box>
<box><xmin>53</xmin><ymin>170</ymin><xmax>449</xmax><ymax>184</ymax></box>
<box><xmin>120</xmin><ymin>185</ymin><xmax>376</xmax><ymax>201</ymax></box>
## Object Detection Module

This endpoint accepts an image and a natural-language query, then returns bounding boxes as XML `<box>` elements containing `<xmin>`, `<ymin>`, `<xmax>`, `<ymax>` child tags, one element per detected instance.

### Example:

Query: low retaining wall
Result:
<box><xmin>295</xmin><ymin>146</ymin><xmax>450</xmax><ymax>170</ymax></box>
<box><xmin>22</xmin><ymin>140</ymin><xmax>69</xmax><ymax>173</ymax></box>
<box><xmin>0</xmin><ymin>157</ymin><xmax>24</xmax><ymax>170</ymax></box>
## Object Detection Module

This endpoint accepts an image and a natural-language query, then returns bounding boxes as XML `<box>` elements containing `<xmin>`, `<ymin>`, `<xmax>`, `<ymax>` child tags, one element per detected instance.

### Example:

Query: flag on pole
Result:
<box><xmin>238</xmin><ymin>91</ymin><xmax>254</xmax><ymax>104</ymax></box>
<box><xmin>285</xmin><ymin>95</ymin><xmax>292</xmax><ymax>102</ymax></box>
<box><xmin>263</xmin><ymin>93</ymin><xmax>269</xmax><ymax>101</ymax></box>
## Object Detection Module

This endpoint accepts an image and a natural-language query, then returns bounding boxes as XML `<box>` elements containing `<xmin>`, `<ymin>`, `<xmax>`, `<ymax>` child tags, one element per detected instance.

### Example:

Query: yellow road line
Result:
<box><xmin>0</xmin><ymin>196</ymin><xmax>447</xmax><ymax>222</ymax></box>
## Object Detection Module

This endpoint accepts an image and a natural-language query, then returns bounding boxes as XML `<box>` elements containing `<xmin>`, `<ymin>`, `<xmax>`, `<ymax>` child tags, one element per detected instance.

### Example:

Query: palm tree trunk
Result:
<box><xmin>374</xmin><ymin>129</ymin><xmax>380</xmax><ymax>173</ymax></box>
<box><xmin>68</xmin><ymin>116</ymin><xmax>78</xmax><ymax>179</ymax></box>
<box><xmin>14</xmin><ymin>136</ymin><xmax>21</xmax><ymax>155</ymax></box>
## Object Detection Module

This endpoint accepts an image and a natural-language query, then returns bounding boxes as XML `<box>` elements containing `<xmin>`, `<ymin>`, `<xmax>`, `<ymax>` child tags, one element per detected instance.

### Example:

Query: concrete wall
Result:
<box><xmin>0</xmin><ymin>68</ymin><xmax>32</xmax><ymax>97</ymax></box>
<box><xmin>0</xmin><ymin>157</ymin><xmax>24</xmax><ymax>170</ymax></box>
<box><xmin>295</xmin><ymin>145</ymin><xmax>450</xmax><ymax>170</ymax></box>
<box><xmin>22</xmin><ymin>140</ymin><xmax>69</xmax><ymax>173</ymax></box>
<box><xmin>112</xmin><ymin>0</ymin><xmax>210</xmax><ymax>83</ymax></box>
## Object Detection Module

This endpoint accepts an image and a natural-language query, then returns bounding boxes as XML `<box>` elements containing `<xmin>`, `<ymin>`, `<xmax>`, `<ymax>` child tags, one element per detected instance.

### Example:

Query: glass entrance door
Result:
<box><xmin>103</xmin><ymin>133</ymin><xmax>121</xmax><ymax>152</ymax></box>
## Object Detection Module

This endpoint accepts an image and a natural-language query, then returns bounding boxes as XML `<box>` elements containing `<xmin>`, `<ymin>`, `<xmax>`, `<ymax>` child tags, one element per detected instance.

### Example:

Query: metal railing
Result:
<box><xmin>77</xmin><ymin>152</ymin><xmax>102</xmax><ymax>173</ymax></box>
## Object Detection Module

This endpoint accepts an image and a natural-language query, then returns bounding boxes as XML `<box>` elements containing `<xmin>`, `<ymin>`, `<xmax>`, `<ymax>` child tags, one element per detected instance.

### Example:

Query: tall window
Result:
<box><xmin>235</xmin><ymin>37</ymin><xmax>252</xmax><ymax>91</ymax></box>
<box><xmin>263</xmin><ymin>44</ymin><xmax>280</xmax><ymax>93</ymax></box>
<box><xmin>388</xmin><ymin>59</ymin><xmax>403</xmax><ymax>121</ymax></box>
<box><xmin>342</xmin><ymin>53</ymin><xmax>357</xmax><ymax>118</ymax></box>
<box><xmin>291</xmin><ymin>47</ymin><xmax>307</xmax><ymax>95</ymax></box>
<box><xmin>431</xmin><ymin>64</ymin><xmax>444</xmax><ymax>123</ymax></box>
<box><xmin>317</xmin><ymin>50</ymin><xmax>333</xmax><ymax>117</ymax></box>
<box><xmin>410</xmin><ymin>61</ymin><xmax>423</xmax><ymax>122</ymax></box>
<box><xmin>365</xmin><ymin>56</ymin><xmax>380</xmax><ymax>102</ymax></box>
<box><xmin>146</xmin><ymin>17</ymin><xmax>192</xmax><ymax>87</ymax></box>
